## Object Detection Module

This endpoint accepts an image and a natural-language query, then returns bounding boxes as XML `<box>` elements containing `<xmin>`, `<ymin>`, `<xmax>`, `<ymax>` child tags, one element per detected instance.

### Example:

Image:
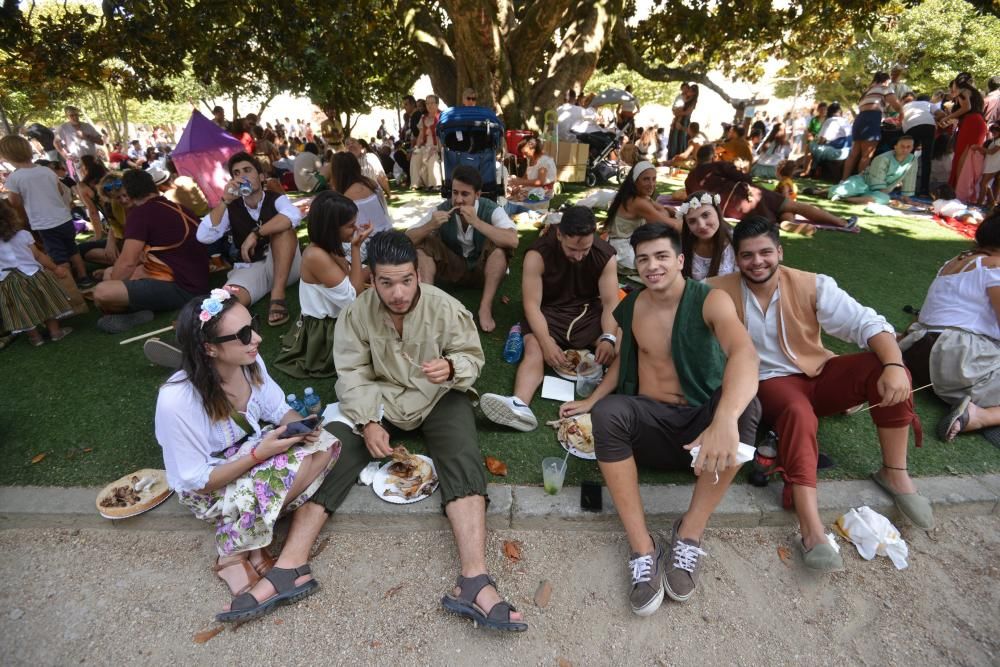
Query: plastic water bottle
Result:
<box><xmin>502</xmin><ymin>324</ymin><xmax>524</xmax><ymax>364</ymax></box>
<box><xmin>303</xmin><ymin>387</ymin><xmax>322</xmax><ymax>416</ymax></box>
<box><xmin>287</xmin><ymin>393</ymin><xmax>307</xmax><ymax>417</ymax></box>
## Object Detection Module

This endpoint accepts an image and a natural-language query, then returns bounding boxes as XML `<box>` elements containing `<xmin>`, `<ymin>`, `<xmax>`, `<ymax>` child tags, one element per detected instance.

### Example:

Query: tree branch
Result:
<box><xmin>507</xmin><ymin>0</ymin><xmax>574</xmax><ymax>77</ymax></box>
<box><xmin>613</xmin><ymin>22</ymin><xmax>737</xmax><ymax>108</ymax></box>
<box><xmin>401</xmin><ymin>2</ymin><xmax>456</xmax><ymax>98</ymax></box>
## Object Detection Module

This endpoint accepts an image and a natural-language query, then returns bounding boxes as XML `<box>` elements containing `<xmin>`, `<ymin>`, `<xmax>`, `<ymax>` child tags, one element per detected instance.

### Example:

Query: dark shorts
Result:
<box><xmin>37</xmin><ymin>220</ymin><xmax>79</xmax><ymax>264</ymax></box>
<box><xmin>852</xmin><ymin>110</ymin><xmax>883</xmax><ymax>142</ymax></box>
<box><xmin>591</xmin><ymin>389</ymin><xmax>761</xmax><ymax>468</ymax></box>
<box><xmin>124</xmin><ymin>279</ymin><xmax>198</xmax><ymax>312</ymax></box>
<box><xmin>521</xmin><ymin>300</ymin><xmax>604</xmax><ymax>350</ymax></box>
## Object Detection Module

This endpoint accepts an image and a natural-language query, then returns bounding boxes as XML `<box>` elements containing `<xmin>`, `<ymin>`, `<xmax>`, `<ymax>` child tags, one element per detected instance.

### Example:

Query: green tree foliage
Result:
<box><xmin>776</xmin><ymin>0</ymin><xmax>1000</xmax><ymax>104</ymax></box>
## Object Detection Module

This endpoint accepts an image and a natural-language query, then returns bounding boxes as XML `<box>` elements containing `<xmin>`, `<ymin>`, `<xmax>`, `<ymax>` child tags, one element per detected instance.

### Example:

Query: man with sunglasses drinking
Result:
<box><xmin>197</xmin><ymin>152</ymin><xmax>302</xmax><ymax>327</ymax></box>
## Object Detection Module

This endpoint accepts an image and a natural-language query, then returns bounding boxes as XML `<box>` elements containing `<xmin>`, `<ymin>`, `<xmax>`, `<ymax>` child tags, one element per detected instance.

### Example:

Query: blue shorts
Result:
<box><xmin>852</xmin><ymin>110</ymin><xmax>883</xmax><ymax>142</ymax></box>
<box><xmin>37</xmin><ymin>220</ymin><xmax>80</xmax><ymax>264</ymax></box>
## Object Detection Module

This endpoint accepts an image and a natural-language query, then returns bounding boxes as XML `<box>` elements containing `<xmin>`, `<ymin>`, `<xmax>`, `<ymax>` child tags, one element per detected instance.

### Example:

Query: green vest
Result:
<box><xmin>437</xmin><ymin>198</ymin><xmax>500</xmax><ymax>269</ymax></box>
<box><xmin>614</xmin><ymin>279</ymin><xmax>725</xmax><ymax>407</ymax></box>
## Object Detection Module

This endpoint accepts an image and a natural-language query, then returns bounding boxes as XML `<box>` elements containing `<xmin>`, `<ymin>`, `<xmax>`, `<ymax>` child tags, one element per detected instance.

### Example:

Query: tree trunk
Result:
<box><xmin>231</xmin><ymin>95</ymin><xmax>239</xmax><ymax>121</ymax></box>
<box><xmin>0</xmin><ymin>104</ymin><xmax>13</xmax><ymax>135</ymax></box>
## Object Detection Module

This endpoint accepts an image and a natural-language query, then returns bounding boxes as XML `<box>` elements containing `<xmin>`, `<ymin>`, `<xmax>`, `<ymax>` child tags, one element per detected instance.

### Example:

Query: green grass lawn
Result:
<box><xmin>3</xmin><ymin>178</ymin><xmax>999</xmax><ymax>488</ymax></box>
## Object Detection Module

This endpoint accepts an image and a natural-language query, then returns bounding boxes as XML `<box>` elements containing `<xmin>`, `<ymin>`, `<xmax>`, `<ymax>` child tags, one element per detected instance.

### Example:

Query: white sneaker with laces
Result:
<box><xmin>479</xmin><ymin>394</ymin><xmax>538</xmax><ymax>432</ymax></box>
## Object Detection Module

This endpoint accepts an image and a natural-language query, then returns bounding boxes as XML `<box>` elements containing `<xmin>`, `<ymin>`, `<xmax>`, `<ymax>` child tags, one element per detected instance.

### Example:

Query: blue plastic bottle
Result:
<box><xmin>303</xmin><ymin>387</ymin><xmax>322</xmax><ymax>416</ymax></box>
<box><xmin>287</xmin><ymin>393</ymin><xmax>307</xmax><ymax>417</ymax></box>
<box><xmin>502</xmin><ymin>324</ymin><xmax>524</xmax><ymax>364</ymax></box>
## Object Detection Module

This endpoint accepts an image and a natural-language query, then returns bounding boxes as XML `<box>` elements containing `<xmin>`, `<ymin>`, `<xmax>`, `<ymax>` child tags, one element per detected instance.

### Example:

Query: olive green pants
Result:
<box><xmin>310</xmin><ymin>390</ymin><xmax>488</xmax><ymax>512</ymax></box>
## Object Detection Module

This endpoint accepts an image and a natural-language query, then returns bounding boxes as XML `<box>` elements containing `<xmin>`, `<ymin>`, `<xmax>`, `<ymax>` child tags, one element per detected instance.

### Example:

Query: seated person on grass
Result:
<box><xmin>155</xmin><ymin>288</ymin><xmax>338</xmax><ymax>624</ymax></box>
<box><xmin>605</xmin><ymin>161</ymin><xmax>681</xmax><ymax>272</ymax></box>
<box><xmin>78</xmin><ymin>172</ymin><xmax>131</xmax><ymax>267</ymax></box>
<box><xmin>93</xmin><ymin>169</ymin><xmax>208</xmax><ymax>333</ymax></box>
<box><xmin>559</xmin><ymin>222</ymin><xmax>760</xmax><ymax>617</ymax></box>
<box><xmin>480</xmin><ymin>206</ymin><xmax>619</xmax><ymax>432</ymax></box>
<box><xmin>708</xmin><ymin>217</ymin><xmax>933</xmax><ymax>573</ymax></box>
<box><xmin>716</xmin><ymin>125</ymin><xmax>753</xmax><ymax>167</ymax></box>
<box><xmin>310</xmin><ymin>231</ymin><xmax>527</xmax><ymax>632</ymax></box>
<box><xmin>901</xmin><ymin>211</ymin><xmax>1000</xmax><ymax>447</ymax></box>
<box><xmin>667</xmin><ymin>122</ymin><xmax>710</xmax><ymax>169</ymax></box>
<box><xmin>828</xmin><ymin>134</ymin><xmax>917</xmax><ymax>205</ymax></box>
<box><xmin>686</xmin><ymin>145</ymin><xmax>857</xmax><ymax>231</ymax></box>
<box><xmin>197</xmin><ymin>152</ymin><xmax>302</xmax><ymax>327</ymax></box>
<box><xmin>405</xmin><ymin>164</ymin><xmax>519</xmax><ymax>333</ymax></box>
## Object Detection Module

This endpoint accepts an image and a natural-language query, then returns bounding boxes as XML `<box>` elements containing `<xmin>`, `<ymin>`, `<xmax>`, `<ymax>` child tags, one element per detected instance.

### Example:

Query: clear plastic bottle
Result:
<box><xmin>303</xmin><ymin>387</ymin><xmax>322</xmax><ymax>416</ymax></box>
<box><xmin>502</xmin><ymin>324</ymin><xmax>524</xmax><ymax>364</ymax></box>
<box><xmin>286</xmin><ymin>393</ymin><xmax>306</xmax><ymax>417</ymax></box>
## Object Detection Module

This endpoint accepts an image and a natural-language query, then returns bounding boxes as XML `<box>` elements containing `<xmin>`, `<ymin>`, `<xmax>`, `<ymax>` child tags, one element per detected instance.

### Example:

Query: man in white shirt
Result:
<box><xmin>556</xmin><ymin>90</ymin><xmax>586</xmax><ymax>141</ymax></box>
<box><xmin>54</xmin><ymin>105</ymin><xmax>103</xmax><ymax>179</ymax></box>
<box><xmin>902</xmin><ymin>93</ymin><xmax>939</xmax><ymax>197</ymax></box>
<box><xmin>709</xmin><ymin>217</ymin><xmax>933</xmax><ymax>573</ymax></box>
<box><xmin>800</xmin><ymin>102</ymin><xmax>852</xmax><ymax>176</ymax></box>
<box><xmin>405</xmin><ymin>165</ymin><xmax>519</xmax><ymax>332</ymax></box>
<box><xmin>197</xmin><ymin>152</ymin><xmax>302</xmax><ymax>326</ymax></box>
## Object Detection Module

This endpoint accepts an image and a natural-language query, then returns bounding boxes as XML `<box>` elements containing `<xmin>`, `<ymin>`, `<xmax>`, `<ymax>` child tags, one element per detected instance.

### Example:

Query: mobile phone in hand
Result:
<box><xmin>284</xmin><ymin>415</ymin><xmax>320</xmax><ymax>437</ymax></box>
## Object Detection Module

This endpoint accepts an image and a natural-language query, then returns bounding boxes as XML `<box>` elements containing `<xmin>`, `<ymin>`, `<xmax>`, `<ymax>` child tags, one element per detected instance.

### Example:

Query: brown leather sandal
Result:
<box><xmin>213</xmin><ymin>554</ymin><xmax>260</xmax><ymax>596</ymax></box>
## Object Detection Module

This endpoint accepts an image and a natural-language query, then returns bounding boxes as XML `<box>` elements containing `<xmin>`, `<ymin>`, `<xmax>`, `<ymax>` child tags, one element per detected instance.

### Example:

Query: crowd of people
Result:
<box><xmin>1</xmin><ymin>69</ymin><xmax>998</xmax><ymax>632</ymax></box>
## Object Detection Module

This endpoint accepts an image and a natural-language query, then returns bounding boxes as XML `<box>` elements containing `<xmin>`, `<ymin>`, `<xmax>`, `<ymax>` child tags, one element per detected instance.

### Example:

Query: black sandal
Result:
<box><xmin>441</xmin><ymin>574</ymin><xmax>527</xmax><ymax>632</ymax></box>
<box><xmin>267</xmin><ymin>299</ymin><xmax>290</xmax><ymax>327</ymax></box>
<box><xmin>215</xmin><ymin>564</ymin><xmax>318</xmax><ymax>623</ymax></box>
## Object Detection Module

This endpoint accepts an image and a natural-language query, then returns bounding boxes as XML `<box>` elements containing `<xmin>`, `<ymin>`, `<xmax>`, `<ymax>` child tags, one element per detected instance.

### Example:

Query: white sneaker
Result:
<box><xmin>480</xmin><ymin>394</ymin><xmax>538</xmax><ymax>432</ymax></box>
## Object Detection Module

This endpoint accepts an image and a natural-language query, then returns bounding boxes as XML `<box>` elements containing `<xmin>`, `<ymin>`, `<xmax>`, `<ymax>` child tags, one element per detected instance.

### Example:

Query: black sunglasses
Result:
<box><xmin>102</xmin><ymin>179</ymin><xmax>123</xmax><ymax>193</ymax></box>
<box><xmin>465</xmin><ymin>96</ymin><xmax>477</xmax><ymax>101</ymax></box>
<box><xmin>208</xmin><ymin>315</ymin><xmax>260</xmax><ymax>345</ymax></box>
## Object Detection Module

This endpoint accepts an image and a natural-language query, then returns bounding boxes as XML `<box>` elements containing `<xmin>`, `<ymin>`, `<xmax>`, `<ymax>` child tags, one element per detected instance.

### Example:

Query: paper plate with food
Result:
<box><xmin>373</xmin><ymin>446</ymin><xmax>440</xmax><ymax>504</ymax></box>
<box><xmin>96</xmin><ymin>468</ymin><xmax>173</xmax><ymax>519</ymax></box>
<box><xmin>547</xmin><ymin>414</ymin><xmax>597</xmax><ymax>460</ymax></box>
<box><xmin>553</xmin><ymin>349</ymin><xmax>596</xmax><ymax>381</ymax></box>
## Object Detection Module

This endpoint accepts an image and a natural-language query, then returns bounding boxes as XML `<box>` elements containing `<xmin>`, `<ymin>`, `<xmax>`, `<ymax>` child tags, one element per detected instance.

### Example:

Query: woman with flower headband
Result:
<box><xmin>155</xmin><ymin>285</ymin><xmax>341</xmax><ymax>623</ymax></box>
<box><xmin>605</xmin><ymin>161</ymin><xmax>681</xmax><ymax>273</ymax></box>
<box><xmin>678</xmin><ymin>191</ymin><xmax>736</xmax><ymax>282</ymax></box>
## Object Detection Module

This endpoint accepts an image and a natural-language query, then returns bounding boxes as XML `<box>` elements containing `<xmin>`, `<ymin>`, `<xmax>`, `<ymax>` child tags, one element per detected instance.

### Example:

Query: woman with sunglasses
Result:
<box><xmin>155</xmin><ymin>287</ymin><xmax>341</xmax><ymax>622</ymax></box>
<box><xmin>77</xmin><ymin>172</ymin><xmax>131</xmax><ymax>267</ymax></box>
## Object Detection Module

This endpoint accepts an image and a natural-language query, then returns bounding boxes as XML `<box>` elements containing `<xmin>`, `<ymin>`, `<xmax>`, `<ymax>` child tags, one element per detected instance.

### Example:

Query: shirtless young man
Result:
<box><xmin>560</xmin><ymin>222</ymin><xmax>760</xmax><ymax>616</ymax></box>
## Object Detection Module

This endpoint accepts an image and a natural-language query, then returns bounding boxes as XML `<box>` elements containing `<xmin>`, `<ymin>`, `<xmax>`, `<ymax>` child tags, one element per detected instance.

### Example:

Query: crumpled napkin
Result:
<box><xmin>835</xmin><ymin>506</ymin><xmax>909</xmax><ymax>570</ymax></box>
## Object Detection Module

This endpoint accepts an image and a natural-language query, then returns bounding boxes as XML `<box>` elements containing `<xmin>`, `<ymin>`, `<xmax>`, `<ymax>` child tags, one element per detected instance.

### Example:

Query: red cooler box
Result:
<box><xmin>505</xmin><ymin>129</ymin><xmax>535</xmax><ymax>155</ymax></box>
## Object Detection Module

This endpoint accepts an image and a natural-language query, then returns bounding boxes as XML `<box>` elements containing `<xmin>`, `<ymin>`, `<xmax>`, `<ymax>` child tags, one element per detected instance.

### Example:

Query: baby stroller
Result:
<box><xmin>572</xmin><ymin>129</ymin><xmax>629</xmax><ymax>187</ymax></box>
<box><xmin>437</xmin><ymin>106</ymin><xmax>506</xmax><ymax>201</ymax></box>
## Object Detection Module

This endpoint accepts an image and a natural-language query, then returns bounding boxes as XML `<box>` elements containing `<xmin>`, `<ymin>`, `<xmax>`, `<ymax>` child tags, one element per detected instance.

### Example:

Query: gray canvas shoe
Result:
<box><xmin>664</xmin><ymin>518</ymin><xmax>707</xmax><ymax>603</ymax></box>
<box><xmin>799</xmin><ymin>539</ymin><xmax>844</xmax><ymax>572</ymax></box>
<box><xmin>627</xmin><ymin>535</ymin><xmax>666</xmax><ymax>616</ymax></box>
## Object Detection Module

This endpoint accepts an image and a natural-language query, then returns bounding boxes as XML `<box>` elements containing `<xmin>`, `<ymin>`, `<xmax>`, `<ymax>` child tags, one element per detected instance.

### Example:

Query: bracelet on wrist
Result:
<box><xmin>598</xmin><ymin>333</ymin><xmax>617</xmax><ymax>345</ymax></box>
<box><xmin>883</xmin><ymin>362</ymin><xmax>906</xmax><ymax>370</ymax></box>
<box><xmin>249</xmin><ymin>446</ymin><xmax>262</xmax><ymax>464</ymax></box>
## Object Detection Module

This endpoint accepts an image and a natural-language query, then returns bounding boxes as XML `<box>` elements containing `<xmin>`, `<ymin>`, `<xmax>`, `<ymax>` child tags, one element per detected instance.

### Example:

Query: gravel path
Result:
<box><xmin>1</xmin><ymin>515</ymin><xmax>998</xmax><ymax>666</ymax></box>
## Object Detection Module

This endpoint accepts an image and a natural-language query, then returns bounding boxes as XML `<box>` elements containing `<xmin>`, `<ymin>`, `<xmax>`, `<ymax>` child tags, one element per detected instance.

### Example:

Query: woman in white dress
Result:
<box><xmin>678</xmin><ymin>191</ymin><xmax>736</xmax><ymax>282</ymax></box>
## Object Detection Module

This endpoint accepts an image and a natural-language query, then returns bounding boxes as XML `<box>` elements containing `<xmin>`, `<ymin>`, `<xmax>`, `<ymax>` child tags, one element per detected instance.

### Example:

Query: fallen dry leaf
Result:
<box><xmin>82</xmin><ymin>447</ymin><xmax>93</xmax><ymax>453</ymax></box>
<box><xmin>274</xmin><ymin>619</ymin><xmax>283</xmax><ymax>625</ymax></box>
<box><xmin>30</xmin><ymin>453</ymin><xmax>46</xmax><ymax>464</ymax></box>
<box><xmin>503</xmin><ymin>540</ymin><xmax>522</xmax><ymax>562</ymax></box>
<box><xmin>485</xmin><ymin>456</ymin><xmax>508</xmax><ymax>476</ymax></box>
<box><xmin>384</xmin><ymin>583</ymin><xmax>405</xmax><ymax>598</ymax></box>
<box><xmin>534</xmin><ymin>580</ymin><xmax>553</xmax><ymax>608</ymax></box>
<box><xmin>193</xmin><ymin>626</ymin><xmax>225</xmax><ymax>644</ymax></box>
<box><xmin>558</xmin><ymin>659</ymin><xmax>573</xmax><ymax>667</ymax></box>
<box><xmin>777</xmin><ymin>545</ymin><xmax>792</xmax><ymax>565</ymax></box>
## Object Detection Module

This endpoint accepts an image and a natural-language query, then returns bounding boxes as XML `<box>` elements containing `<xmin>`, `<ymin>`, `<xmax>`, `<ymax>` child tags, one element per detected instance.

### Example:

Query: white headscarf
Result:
<box><xmin>632</xmin><ymin>161</ymin><xmax>655</xmax><ymax>182</ymax></box>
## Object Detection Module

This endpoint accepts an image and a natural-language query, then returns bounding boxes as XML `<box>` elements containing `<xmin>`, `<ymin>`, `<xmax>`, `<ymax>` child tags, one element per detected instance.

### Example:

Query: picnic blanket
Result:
<box><xmin>932</xmin><ymin>213</ymin><xmax>978</xmax><ymax>240</ymax></box>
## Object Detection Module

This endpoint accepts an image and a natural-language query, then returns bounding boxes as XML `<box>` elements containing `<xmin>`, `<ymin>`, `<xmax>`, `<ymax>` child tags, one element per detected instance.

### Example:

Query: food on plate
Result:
<box><xmin>560</xmin><ymin>349</ymin><xmax>594</xmax><ymax>373</ymax></box>
<box><xmin>383</xmin><ymin>446</ymin><xmax>438</xmax><ymax>499</ymax></box>
<box><xmin>96</xmin><ymin>469</ymin><xmax>172</xmax><ymax>518</ymax></box>
<box><xmin>548</xmin><ymin>414</ymin><xmax>595</xmax><ymax>454</ymax></box>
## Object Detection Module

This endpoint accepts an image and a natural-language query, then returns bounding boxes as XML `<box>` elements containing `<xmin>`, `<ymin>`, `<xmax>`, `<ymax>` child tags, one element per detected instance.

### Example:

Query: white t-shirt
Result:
<box><xmin>818</xmin><ymin>116</ymin><xmax>851</xmax><ymax>143</ymax></box>
<box><xmin>56</xmin><ymin>121</ymin><xmax>101</xmax><ymax>159</ymax></box>
<box><xmin>4</xmin><ymin>165</ymin><xmax>72</xmax><ymax>230</ymax></box>
<box><xmin>526</xmin><ymin>156</ymin><xmax>557</xmax><ymax>185</ymax></box>
<box><xmin>155</xmin><ymin>357</ymin><xmax>292</xmax><ymax>492</ymax></box>
<box><xmin>0</xmin><ymin>230</ymin><xmax>42</xmax><ymax>280</ymax></box>
<box><xmin>412</xmin><ymin>199</ymin><xmax>516</xmax><ymax>259</ymax></box>
<box><xmin>902</xmin><ymin>101</ymin><xmax>936</xmax><ymax>132</ymax></box>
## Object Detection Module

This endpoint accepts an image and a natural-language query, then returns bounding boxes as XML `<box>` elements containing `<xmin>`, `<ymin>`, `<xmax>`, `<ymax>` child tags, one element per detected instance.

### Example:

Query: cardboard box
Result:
<box><xmin>557</xmin><ymin>164</ymin><xmax>587</xmax><ymax>182</ymax></box>
<box><xmin>543</xmin><ymin>140</ymin><xmax>588</xmax><ymax>167</ymax></box>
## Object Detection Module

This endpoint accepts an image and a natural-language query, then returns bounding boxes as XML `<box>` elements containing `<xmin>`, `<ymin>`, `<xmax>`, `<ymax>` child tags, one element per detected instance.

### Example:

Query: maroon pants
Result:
<box><xmin>757</xmin><ymin>353</ymin><xmax>922</xmax><ymax>509</ymax></box>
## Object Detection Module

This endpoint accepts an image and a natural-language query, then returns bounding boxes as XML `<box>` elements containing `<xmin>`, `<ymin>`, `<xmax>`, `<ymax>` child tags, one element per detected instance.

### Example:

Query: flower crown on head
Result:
<box><xmin>198</xmin><ymin>286</ymin><xmax>240</xmax><ymax>328</ymax></box>
<box><xmin>675</xmin><ymin>192</ymin><xmax>721</xmax><ymax>217</ymax></box>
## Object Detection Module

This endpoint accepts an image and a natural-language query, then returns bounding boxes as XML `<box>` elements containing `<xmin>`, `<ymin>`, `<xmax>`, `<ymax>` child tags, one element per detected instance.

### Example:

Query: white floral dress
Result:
<box><xmin>155</xmin><ymin>358</ymin><xmax>340</xmax><ymax>556</ymax></box>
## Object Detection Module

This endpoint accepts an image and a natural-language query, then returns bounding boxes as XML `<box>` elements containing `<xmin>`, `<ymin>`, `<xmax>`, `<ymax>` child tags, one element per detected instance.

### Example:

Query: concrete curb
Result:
<box><xmin>2</xmin><ymin>475</ymin><xmax>998</xmax><ymax>533</ymax></box>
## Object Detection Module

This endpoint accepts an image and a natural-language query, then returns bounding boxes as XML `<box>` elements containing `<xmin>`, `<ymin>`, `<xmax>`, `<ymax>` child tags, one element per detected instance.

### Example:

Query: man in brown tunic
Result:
<box><xmin>480</xmin><ymin>206</ymin><xmax>619</xmax><ymax>431</ymax></box>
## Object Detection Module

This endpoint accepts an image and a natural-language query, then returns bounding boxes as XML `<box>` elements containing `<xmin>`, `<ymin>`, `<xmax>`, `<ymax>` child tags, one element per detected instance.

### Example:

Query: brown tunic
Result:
<box><xmin>521</xmin><ymin>228</ymin><xmax>615</xmax><ymax>349</ymax></box>
<box><xmin>685</xmin><ymin>161</ymin><xmax>786</xmax><ymax>222</ymax></box>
